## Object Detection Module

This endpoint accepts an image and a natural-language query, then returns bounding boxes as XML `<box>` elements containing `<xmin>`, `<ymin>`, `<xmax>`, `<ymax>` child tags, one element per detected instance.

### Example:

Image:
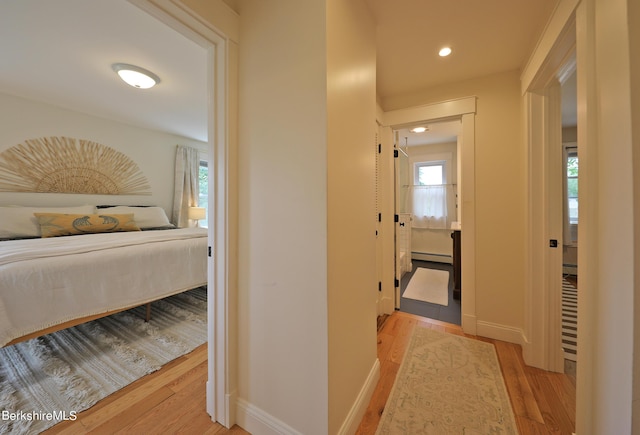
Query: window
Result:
<box><xmin>415</xmin><ymin>161</ymin><xmax>445</xmax><ymax>185</ymax></box>
<box><xmin>412</xmin><ymin>160</ymin><xmax>451</xmax><ymax>229</ymax></box>
<box><xmin>564</xmin><ymin>145</ymin><xmax>578</xmax><ymax>244</ymax></box>
<box><xmin>566</xmin><ymin>150</ymin><xmax>578</xmax><ymax>224</ymax></box>
<box><xmin>199</xmin><ymin>160</ymin><xmax>209</xmax><ymax>228</ymax></box>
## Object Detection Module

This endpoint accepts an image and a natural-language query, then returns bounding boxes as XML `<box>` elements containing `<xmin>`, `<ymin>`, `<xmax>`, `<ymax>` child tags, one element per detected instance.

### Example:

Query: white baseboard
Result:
<box><xmin>337</xmin><ymin>358</ymin><xmax>381</xmax><ymax>435</ymax></box>
<box><xmin>235</xmin><ymin>359</ymin><xmax>380</xmax><ymax>435</ymax></box>
<box><xmin>236</xmin><ymin>399</ymin><xmax>303</xmax><ymax>435</ymax></box>
<box><xmin>379</xmin><ymin>296</ymin><xmax>394</xmax><ymax>315</ymax></box>
<box><xmin>206</xmin><ymin>382</ymin><xmax>237</xmax><ymax>429</ymax></box>
<box><xmin>462</xmin><ymin>313</ymin><xmax>477</xmax><ymax>336</ymax></box>
<box><xmin>476</xmin><ymin>320</ymin><xmax>526</xmax><ymax>346</ymax></box>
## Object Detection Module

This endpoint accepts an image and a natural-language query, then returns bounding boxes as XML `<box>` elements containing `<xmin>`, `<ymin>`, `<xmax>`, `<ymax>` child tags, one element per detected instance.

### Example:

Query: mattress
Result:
<box><xmin>0</xmin><ymin>227</ymin><xmax>208</xmax><ymax>346</ymax></box>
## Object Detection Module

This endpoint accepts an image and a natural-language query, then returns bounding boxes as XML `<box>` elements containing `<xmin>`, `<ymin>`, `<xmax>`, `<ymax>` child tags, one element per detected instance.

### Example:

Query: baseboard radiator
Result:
<box><xmin>412</xmin><ymin>251</ymin><xmax>453</xmax><ymax>264</ymax></box>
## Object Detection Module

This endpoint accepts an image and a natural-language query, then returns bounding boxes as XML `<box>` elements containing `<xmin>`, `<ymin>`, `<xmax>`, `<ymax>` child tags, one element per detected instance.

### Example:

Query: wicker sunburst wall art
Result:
<box><xmin>0</xmin><ymin>137</ymin><xmax>151</xmax><ymax>195</ymax></box>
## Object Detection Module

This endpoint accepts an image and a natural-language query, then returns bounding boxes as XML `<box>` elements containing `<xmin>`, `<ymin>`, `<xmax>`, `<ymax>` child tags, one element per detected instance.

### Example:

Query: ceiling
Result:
<box><xmin>0</xmin><ymin>0</ymin><xmax>208</xmax><ymax>141</ymax></box>
<box><xmin>0</xmin><ymin>0</ymin><xmax>566</xmax><ymax>145</ymax></box>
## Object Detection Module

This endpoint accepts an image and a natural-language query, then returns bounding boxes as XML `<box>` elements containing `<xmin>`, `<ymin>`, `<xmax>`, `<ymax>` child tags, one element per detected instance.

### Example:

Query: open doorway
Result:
<box><xmin>131</xmin><ymin>0</ymin><xmax>236</xmax><ymax>426</ymax></box>
<box><xmin>378</xmin><ymin>96</ymin><xmax>476</xmax><ymax>335</ymax></box>
<box><xmin>560</xmin><ymin>68</ymin><xmax>578</xmax><ymax>376</ymax></box>
<box><xmin>393</xmin><ymin>119</ymin><xmax>462</xmax><ymax>325</ymax></box>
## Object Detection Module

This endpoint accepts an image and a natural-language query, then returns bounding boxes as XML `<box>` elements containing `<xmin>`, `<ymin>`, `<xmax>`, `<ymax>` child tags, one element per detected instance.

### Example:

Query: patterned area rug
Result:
<box><xmin>376</xmin><ymin>326</ymin><xmax>517</xmax><ymax>434</ymax></box>
<box><xmin>562</xmin><ymin>278</ymin><xmax>578</xmax><ymax>362</ymax></box>
<box><xmin>0</xmin><ymin>287</ymin><xmax>207</xmax><ymax>435</ymax></box>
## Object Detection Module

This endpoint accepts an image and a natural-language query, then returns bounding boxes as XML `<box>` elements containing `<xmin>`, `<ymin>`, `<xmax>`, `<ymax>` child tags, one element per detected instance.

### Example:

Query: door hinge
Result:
<box><xmin>378</xmin><ymin>143</ymin><xmax>382</xmax><ymax>154</ymax></box>
<box><xmin>378</xmin><ymin>281</ymin><xmax>382</xmax><ymax>292</ymax></box>
<box><xmin>394</xmin><ymin>149</ymin><xmax>399</xmax><ymax>158</ymax></box>
<box><xmin>395</xmin><ymin>278</ymin><xmax>400</xmax><ymax>288</ymax></box>
<box><xmin>208</xmin><ymin>246</ymin><xmax>212</xmax><ymax>257</ymax></box>
<box><xmin>394</xmin><ymin>214</ymin><xmax>399</xmax><ymax>223</ymax></box>
<box><xmin>378</xmin><ymin>213</ymin><xmax>382</xmax><ymax>222</ymax></box>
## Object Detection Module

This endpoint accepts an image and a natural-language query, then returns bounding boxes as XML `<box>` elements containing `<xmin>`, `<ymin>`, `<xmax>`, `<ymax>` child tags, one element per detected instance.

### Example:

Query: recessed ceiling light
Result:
<box><xmin>439</xmin><ymin>47</ymin><xmax>452</xmax><ymax>57</ymax></box>
<box><xmin>410</xmin><ymin>126</ymin><xmax>429</xmax><ymax>133</ymax></box>
<box><xmin>112</xmin><ymin>63</ymin><xmax>161</xmax><ymax>89</ymax></box>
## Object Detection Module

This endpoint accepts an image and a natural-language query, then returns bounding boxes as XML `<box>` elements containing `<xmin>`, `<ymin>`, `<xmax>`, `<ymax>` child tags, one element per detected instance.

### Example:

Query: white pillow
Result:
<box><xmin>100</xmin><ymin>206</ymin><xmax>172</xmax><ymax>229</ymax></box>
<box><xmin>0</xmin><ymin>205</ymin><xmax>97</xmax><ymax>239</ymax></box>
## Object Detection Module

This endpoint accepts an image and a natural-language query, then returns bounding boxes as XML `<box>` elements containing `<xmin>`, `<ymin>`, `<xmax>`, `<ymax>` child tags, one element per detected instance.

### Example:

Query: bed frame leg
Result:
<box><xmin>145</xmin><ymin>302</ymin><xmax>152</xmax><ymax>322</ymax></box>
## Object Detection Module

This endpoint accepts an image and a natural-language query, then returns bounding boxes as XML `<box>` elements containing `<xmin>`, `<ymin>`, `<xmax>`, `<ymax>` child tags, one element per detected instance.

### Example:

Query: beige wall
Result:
<box><xmin>383</xmin><ymin>70</ymin><xmax>526</xmax><ymax>330</ymax></box>
<box><xmin>234</xmin><ymin>0</ymin><xmax>377</xmax><ymax>433</ymax></box>
<box><xmin>235</xmin><ymin>1</ymin><xmax>329</xmax><ymax>432</ymax></box>
<box><xmin>326</xmin><ymin>0</ymin><xmax>377</xmax><ymax>432</ymax></box>
<box><xmin>631</xmin><ymin>0</ymin><xmax>640</xmax><ymax>428</ymax></box>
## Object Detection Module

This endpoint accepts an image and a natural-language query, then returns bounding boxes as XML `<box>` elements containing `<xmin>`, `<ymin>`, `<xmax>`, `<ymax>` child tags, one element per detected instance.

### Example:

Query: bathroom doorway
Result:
<box><xmin>394</xmin><ymin>119</ymin><xmax>462</xmax><ymax>324</ymax></box>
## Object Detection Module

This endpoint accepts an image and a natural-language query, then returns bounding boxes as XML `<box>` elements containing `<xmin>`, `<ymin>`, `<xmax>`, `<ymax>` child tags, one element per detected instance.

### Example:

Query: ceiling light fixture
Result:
<box><xmin>410</xmin><ymin>126</ymin><xmax>429</xmax><ymax>133</ymax></box>
<box><xmin>111</xmin><ymin>63</ymin><xmax>161</xmax><ymax>89</ymax></box>
<box><xmin>438</xmin><ymin>47</ymin><xmax>452</xmax><ymax>57</ymax></box>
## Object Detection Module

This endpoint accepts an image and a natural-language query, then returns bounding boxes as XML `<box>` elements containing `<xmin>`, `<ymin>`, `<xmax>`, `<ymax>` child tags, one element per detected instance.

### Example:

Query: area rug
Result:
<box><xmin>376</xmin><ymin>326</ymin><xmax>518</xmax><ymax>434</ymax></box>
<box><xmin>0</xmin><ymin>287</ymin><xmax>207</xmax><ymax>435</ymax></box>
<box><xmin>562</xmin><ymin>278</ymin><xmax>578</xmax><ymax>362</ymax></box>
<box><xmin>403</xmin><ymin>267</ymin><xmax>449</xmax><ymax>306</ymax></box>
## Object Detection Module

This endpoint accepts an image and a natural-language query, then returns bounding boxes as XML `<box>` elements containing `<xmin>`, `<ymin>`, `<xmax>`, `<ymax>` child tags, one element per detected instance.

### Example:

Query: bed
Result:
<box><xmin>0</xmin><ymin>205</ymin><xmax>208</xmax><ymax>347</ymax></box>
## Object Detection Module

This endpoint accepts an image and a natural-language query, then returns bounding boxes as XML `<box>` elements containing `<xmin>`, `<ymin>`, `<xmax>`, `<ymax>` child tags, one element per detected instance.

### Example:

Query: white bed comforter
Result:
<box><xmin>0</xmin><ymin>228</ymin><xmax>208</xmax><ymax>346</ymax></box>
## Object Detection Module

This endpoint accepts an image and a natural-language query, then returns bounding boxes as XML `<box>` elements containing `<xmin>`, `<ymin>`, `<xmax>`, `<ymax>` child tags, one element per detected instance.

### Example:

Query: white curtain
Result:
<box><xmin>411</xmin><ymin>184</ymin><xmax>454</xmax><ymax>229</ymax></box>
<box><xmin>172</xmin><ymin>145</ymin><xmax>200</xmax><ymax>228</ymax></box>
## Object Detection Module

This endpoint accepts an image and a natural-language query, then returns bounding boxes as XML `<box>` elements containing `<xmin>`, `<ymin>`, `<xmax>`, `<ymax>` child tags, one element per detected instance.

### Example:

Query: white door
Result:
<box><xmin>394</xmin><ymin>136</ymin><xmax>410</xmax><ymax>308</ymax></box>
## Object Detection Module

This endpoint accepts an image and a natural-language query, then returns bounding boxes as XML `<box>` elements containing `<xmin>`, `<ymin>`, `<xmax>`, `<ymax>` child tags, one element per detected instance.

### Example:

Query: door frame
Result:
<box><xmin>379</xmin><ymin>96</ymin><xmax>478</xmax><ymax>334</ymax></box>
<box><xmin>130</xmin><ymin>0</ymin><xmax>237</xmax><ymax>427</ymax></box>
<box><xmin>520</xmin><ymin>0</ymin><xmax>578</xmax><ymax>372</ymax></box>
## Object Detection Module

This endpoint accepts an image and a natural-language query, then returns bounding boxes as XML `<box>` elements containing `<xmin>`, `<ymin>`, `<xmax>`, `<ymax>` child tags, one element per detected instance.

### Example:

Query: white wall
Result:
<box><xmin>236</xmin><ymin>1</ymin><xmax>330</xmax><ymax>433</ymax></box>
<box><xmin>575</xmin><ymin>0</ymin><xmax>636</xmax><ymax>431</ymax></box>
<box><xmin>0</xmin><ymin>92</ymin><xmax>207</xmax><ymax>216</ymax></box>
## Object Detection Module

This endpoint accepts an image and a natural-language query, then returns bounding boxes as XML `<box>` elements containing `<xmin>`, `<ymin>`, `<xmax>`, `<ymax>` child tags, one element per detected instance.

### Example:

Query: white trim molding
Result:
<box><xmin>129</xmin><ymin>0</ymin><xmax>238</xmax><ymax>427</ymax></box>
<box><xmin>236</xmin><ymin>399</ymin><xmax>303</xmax><ymax>435</ymax></box>
<box><xmin>521</xmin><ymin>0</ymin><xmax>578</xmax><ymax>373</ymax></box>
<box><xmin>476</xmin><ymin>321</ymin><xmax>526</xmax><ymax>347</ymax></box>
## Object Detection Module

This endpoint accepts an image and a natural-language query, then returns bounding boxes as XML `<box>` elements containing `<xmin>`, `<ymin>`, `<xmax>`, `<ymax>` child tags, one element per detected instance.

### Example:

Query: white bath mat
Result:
<box><xmin>403</xmin><ymin>267</ymin><xmax>450</xmax><ymax>306</ymax></box>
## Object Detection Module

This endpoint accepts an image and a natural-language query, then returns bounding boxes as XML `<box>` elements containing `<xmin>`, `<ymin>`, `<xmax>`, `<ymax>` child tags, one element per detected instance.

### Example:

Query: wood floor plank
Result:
<box><xmin>78</xmin><ymin>349</ymin><xmax>206</xmax><ymax>431</ymax></box>
<box><xmin>493</xmin><ymin>340</ymin><xmax>545</xmax><ymax>423</ymax></box>
<box><xmin>114</xmin><ymin>370</ymin><xmax>208</xmax><ymax>434</ymax></box>
<box><xmin>386</xmin><ymin>317</ymin><xmax>416</xmax><ymax>364</ymax></box>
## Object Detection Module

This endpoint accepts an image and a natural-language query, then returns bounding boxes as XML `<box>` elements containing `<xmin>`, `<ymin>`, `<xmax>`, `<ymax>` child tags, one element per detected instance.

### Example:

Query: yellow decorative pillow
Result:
<box><xmin>33</xmin><ymin>213</ymin><xmax>140</xmax><ymax>238</ymax></box>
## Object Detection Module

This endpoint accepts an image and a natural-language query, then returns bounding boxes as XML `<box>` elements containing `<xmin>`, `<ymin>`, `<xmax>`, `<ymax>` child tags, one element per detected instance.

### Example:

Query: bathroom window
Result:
<box><xmin>412</xmin><ymin>160</ymin><xmax>450</xmax><ymax>229</ymax></box>
<box><xmin>415</xmin><ymin>161</ymin><xmax>445</xmax><ymax>186</ymax></box>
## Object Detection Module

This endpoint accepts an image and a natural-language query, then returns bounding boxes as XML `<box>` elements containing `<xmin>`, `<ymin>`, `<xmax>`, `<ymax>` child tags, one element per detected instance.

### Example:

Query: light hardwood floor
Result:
<box><xmin>44</xmin><ymin>311</ymin><xmax>575</xmax><ymax>434</ymax></box>
<box><xmin>44</xmin><ymin>344</ymin><xmax>248</xmax><ymax>435</ymax></box>
<box><xmin>357</xmin><ymin>311</ymin><xmax>576</xmax><ymax>435</ymax></box>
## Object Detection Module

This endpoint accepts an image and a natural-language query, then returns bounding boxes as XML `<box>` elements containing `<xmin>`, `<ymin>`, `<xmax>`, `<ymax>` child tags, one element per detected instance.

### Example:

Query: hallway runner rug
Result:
<box><xmin>376</xmin><ymin>326</ymin><xmax>517</xmax><ymax>434</ymax></box>
<box><xmin>0</xmin><ymin>287</ymin><xmax>207</xmax><ymax>435</ymax></box>
<box><xmin>562</xmin><ymin>278</ymin><xmax>578</xmax><ymax>362</ymax></box>
<box><xmin>402</xmin><ymin>267</ymin><xmax>449</xmax><ymax>306</ymax></box>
